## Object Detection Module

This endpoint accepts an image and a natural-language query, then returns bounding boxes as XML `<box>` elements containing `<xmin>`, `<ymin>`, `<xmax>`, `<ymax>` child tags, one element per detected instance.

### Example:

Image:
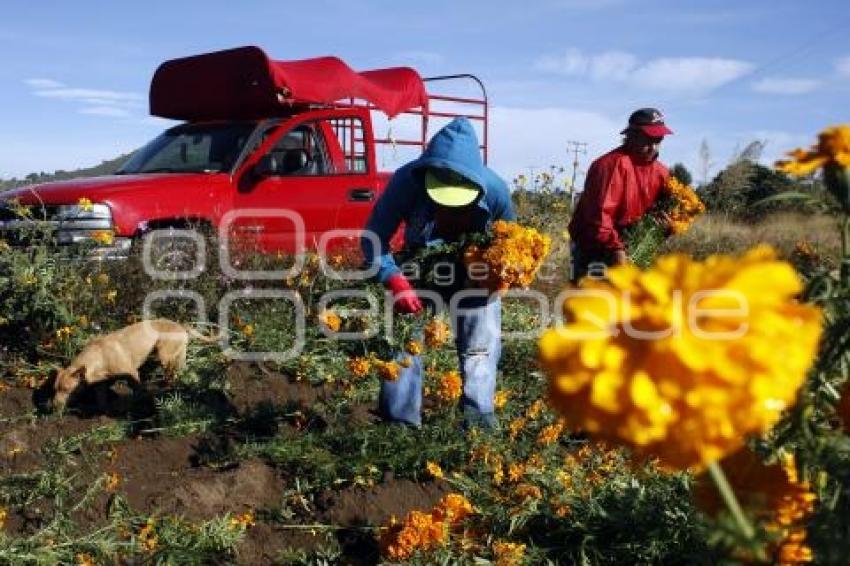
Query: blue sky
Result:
<box><xmin>1</xmin><ymin>0</ymin><xmax>848</xmax><ymax>186</ymax></box>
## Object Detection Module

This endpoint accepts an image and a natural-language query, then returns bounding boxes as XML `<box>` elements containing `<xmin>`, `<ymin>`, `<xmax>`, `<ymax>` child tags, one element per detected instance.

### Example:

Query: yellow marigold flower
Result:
<box><xmin>405</xmin><ymin>340</ymin><xmax>423</xmax><ymax>356</ymax></box>
<box><xmin>508</xmin><ymin>417</ymin><xmax>526</xmax><ymax>440</ymax></box>
<box><xmin>91</xmin><ymin>230</ymin><xmax>114</xmax><ymax>245</ymax></box>
<box><xmin>55</xmin><ymin>326</ymin><xmax>75</xmax><ymax>341</ymax></box>
<box><xmin>494</xmin><ymin>389</ymin><xmax>510</xmax><ymax>410</ymax></box>
<box><xmin>514</xmin><ymin>483</ymin><xmax>542</xmax><ymax>502</ymax></box>
<box><xmin>138</xmin><ymin>518</ymin><xmax>159</xmax><ymax>552</ymax></box>
<box><xmin>776</xmin><ymin>124</ymin><xmax>850</xmax><ymax>175</ymax></box>
<box><xmin>778</xmin><ymin>529</ymin><xmax>814</xmax><ymax>565</ymax></box>
<box><xmin>436</xmin><ymin>370</ymin><xmax>462</xmax><ymax>402</ymax></box>
<box><xmin>426</xmin><ymin>461</ymin><xmax>444</xmax><ymax>479</ymax></box>
<box><xmin>432</xmin><ymin>493</ymin><xmax>474</xmax><ymax>524</ymax></box>
<box><xmin>540</xmin><ymin>246</ymin><xmax>822</xmax><ymax>470</ymax></box>
<box><xmin>77</xmin><ymin>197</ymin><xmax>94</xmax><ymax>212</ymax></box>
<box><xmin>105</xmin><ymin>290</ymin><xmax>118</xmax><ymax>303</ymax></box>
<box><xmin>424</xmin><ymin>318</ymin><xmax>451</xmax><ymax>348</ymax></box>
<box><xmin>75</xmin><ymin>553</ymin><xmax>96</xmax><ymax>566</ymax></box>
<box><xmin>318</xmin><ymin>309</ymin><xmax>341</xmax><ymax>332</ymax></box>
<box><xmin>347</xmin><ymin>356</ymin><xmax>371</xmax><ymax>379</ymax></box>
<box><xmin>507</xmin><ymin>462</ymin><xmax>525</xmax><ymax>483</ymax></box>
<box><xmin>526</xmin><ymin>399</ymin><xmax>546</xmax><ymax>420</ymax></box>
<box><xmin>228</xmin><ymin>511</ymin><xmax>256</xmax><ymax>530</ymax></box>
<box><xmin>536</xmin><ymin>419</ymin><xmax>565</xmax><ymax>446</ymax></box>
<box><xmin>464</xmin><ymin>220</ymin><xmax>552</xmax><ymax>293</ymax></box>
<box><xmin>493</xmin><ymin>540</ymin><xmax>526</xmax><ymax>566</ymax></box>
<box><xmin>375</xmin><ymin>360</ymin><xmax>401</xmax><ymax>381</ymax></box>
<box><xmin>105</xmin><ymin>471</ymin><xmax>120</xmax><ymax>492</ymax></box>
<box><xmin>665</xmin><ymin>177</ymin><xmax>705</xmax><ymax>235</ymax></box>
<box><xmin>241</xmin><ymin>324</ymin><xmax>254</xmax><ymax>337</ymax></box>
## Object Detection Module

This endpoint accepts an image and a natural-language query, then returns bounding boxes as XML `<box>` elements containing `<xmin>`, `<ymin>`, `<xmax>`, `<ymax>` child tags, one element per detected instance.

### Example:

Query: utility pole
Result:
<box><xmin>526</xmin><ymin>166</ymin><xmax>539</xmax><ymax>191</ymax></box>
<box><xmin>565</xmin><ymin>141</ymin><xmax>587</xmax><ymax>207</ymax></box>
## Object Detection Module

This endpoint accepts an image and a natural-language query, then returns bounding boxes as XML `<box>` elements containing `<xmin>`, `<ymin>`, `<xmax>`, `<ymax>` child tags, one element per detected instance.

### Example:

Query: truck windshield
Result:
<box><xmin>117</xmin><ymin>122</ymin><xmax>257</xmax><ymax>174</ymax></box>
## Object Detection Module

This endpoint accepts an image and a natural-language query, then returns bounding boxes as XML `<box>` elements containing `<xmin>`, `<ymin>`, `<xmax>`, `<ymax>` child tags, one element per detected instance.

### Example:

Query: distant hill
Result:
<box><xmin>0</xmin><ymin>153</ymin><xmax>134</xmax><ymax>192</ymax></box>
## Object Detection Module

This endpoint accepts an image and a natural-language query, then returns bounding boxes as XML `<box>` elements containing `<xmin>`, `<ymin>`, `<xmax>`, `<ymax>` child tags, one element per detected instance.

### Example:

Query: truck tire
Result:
<box><xmin>137</xmin><ymin>226</ymin><xmax>212</xmax><ymax>277</ymax></box>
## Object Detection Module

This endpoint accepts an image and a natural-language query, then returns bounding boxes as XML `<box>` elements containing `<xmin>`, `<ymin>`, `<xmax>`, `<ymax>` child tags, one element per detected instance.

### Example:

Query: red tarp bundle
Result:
<box><xmin>150</xmin><ymin>46</ymin><xmax>428</xmax><ymax>121</ymax></box>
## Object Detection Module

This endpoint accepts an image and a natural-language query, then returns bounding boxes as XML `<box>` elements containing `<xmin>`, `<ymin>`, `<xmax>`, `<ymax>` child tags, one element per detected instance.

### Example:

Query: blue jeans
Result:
<box><xmin>379</xmin><ymin>293</ymin><xmax>502</xmax><ymax>428</ymax></box>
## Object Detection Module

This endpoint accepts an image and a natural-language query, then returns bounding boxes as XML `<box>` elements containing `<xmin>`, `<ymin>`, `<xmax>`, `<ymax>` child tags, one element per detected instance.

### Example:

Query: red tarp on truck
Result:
<box><xmin>150</xmin><ymin>45</ymin><xmax>428</xmax><ymax>121</ymax></box>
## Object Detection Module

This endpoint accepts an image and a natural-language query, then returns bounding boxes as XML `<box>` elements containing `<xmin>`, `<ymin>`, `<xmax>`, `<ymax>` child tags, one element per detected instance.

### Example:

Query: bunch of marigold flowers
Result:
<box><xmin>463</xmin><ymin>221</ymin><xmax>551</xmax><ymax>293</ymax></box>
<box><xmin>379</xmin><ymin>493</ymin><xmax>474</xmax><ymax>561</ymax></box>
<box><xmin>777</xmin><ymin>124</ymin><xmax>850</xmax><ymax>214</ymax></box>
<box><xmin>539</xmin><ymin>245</ymin><xmax>822</xmax><ymax>470</ymax></box>
<box><xmin>696</xmin><ymin>449</ymin><xmax>816</xmax><ymax>565</ymax></box>
<box><xmin>624</xmin><ymin>176</ymin><xmax>705</xmax><ymax>268</ymax></box>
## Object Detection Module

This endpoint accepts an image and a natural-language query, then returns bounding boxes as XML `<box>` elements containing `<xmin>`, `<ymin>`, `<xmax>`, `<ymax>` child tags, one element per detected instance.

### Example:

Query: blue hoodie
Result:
<box><xmin>361</xmin><ymin>117</ymin><xmax>516</xmax><ymax>284</ymax></box>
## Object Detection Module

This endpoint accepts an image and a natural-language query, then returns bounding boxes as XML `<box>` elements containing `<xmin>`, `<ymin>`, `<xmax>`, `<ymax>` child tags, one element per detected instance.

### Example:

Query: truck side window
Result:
<box><xmin>266</xmin><ymin>123</ymin><xmax>330</xmax><ymax>176</ymax></box>
<box><xmin>327</xmin><ymin>117</ymin><xmax>368</xmax><ymax>174</ymax></box>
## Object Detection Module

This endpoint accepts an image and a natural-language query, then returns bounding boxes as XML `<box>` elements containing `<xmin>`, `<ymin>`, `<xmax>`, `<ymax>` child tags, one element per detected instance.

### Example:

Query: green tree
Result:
<box><xmin>670</xmin><ymin>163</ymin><xmax>693</xmax><ymax>186</ymax></box>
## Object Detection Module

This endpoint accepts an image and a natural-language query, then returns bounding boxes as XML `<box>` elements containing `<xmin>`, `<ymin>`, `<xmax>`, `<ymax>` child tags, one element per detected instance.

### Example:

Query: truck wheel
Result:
<box><xmin>138</xmin><ymin>227</ymin><xmax>211</xmax><ymax>276</ymax></box>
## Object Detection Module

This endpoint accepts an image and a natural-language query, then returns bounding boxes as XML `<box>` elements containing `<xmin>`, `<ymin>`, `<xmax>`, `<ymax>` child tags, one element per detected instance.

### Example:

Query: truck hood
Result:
<box><xmin>1</xmin><ymin>173</ymin><xmax>222</xmax><ymax>205</ymax></box>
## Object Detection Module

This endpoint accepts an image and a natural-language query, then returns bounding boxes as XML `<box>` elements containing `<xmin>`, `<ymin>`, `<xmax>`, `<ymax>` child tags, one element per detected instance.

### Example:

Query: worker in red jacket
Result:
<box><xmin>568</xmin><ymin>108</ymin><xmax>672</xmax><ymax>281</ymax></box>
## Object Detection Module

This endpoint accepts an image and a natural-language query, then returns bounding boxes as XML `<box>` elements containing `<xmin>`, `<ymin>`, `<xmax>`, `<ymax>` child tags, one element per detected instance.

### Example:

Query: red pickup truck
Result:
<box><xmin>0</xmin><ymin>46</ymin><xmax>488</xmax><ymax>264</ymax></box>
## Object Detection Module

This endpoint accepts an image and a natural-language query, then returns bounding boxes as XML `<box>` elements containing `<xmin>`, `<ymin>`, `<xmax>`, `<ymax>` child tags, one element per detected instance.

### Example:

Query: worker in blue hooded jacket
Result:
<box><xmin>361</xmin><ymin>117</ymin><xmax>516</xmax><ymax>428</ymax></box>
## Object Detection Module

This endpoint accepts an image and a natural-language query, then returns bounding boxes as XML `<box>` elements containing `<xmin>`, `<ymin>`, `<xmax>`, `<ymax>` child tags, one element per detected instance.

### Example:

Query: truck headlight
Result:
<box><xmin>56</xmin><ymin>203</ymin><xmax>112</xmax><ymax>220</ymax></box>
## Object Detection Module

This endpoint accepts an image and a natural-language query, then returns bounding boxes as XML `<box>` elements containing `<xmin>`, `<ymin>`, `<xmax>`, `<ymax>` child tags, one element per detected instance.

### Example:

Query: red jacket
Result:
<box><xmin>568</xmin><ymin>147</ymin><xmax>669</xmax><ymax>253</ymax></box>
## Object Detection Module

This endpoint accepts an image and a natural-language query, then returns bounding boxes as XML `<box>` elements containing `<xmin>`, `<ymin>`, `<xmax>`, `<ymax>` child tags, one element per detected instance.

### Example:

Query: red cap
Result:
<box><xmin>620</xmin><ymin>107</ymin><xmax>673</xmax><ymax>137</ymax></box>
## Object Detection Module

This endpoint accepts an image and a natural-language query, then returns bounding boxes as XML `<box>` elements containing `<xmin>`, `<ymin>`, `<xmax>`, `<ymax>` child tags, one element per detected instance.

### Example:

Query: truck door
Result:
<box><xmin>231</xmin><ymin>112</ymin><xmax>376</xmax><ymax>255</ymax></box>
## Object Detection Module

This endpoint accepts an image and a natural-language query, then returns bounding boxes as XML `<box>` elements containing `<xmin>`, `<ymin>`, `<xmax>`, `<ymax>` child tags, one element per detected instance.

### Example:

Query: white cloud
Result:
<box><xmin>34</xmin><ymin>88</ymin><xmax>144</xmax><ymax>104</ymax></box>
<box><xmin>633</xmin><ymin>58</ymin><xmax>753</xmax><ymax>93</ymax></box>
<box><xmin>535</xmin><ymin>48</ymin><xmax>753</xmax><ymax>94</ymax></box>
<box><xmin>751</xmin><ymin>77</ymin><xmax>821</xmax><ymax>95</ymax></box>
<box><xmin>79</xmin><ymin>106</ymin><xmax>132</xmax><ymax>117</ymax></box>
<box><xmin>24</xmin><ymin>78</ymin><xmax>65</xmax><ymax>89</ymax></box>
<box><xmin>25</xmin><ymin>79</ymin><xmax>145</xmax><ymax>121</ymax></box>
<box><xmin>835</xmin><ymin>56</ymin><xmax>850</xmax><ymax>78</ymax></box>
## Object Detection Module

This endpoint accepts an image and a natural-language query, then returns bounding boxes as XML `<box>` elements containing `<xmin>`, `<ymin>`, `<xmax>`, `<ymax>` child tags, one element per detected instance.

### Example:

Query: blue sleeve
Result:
<box><xmin>360</xmin><ymin>165</ymin><xmax>416</xmax><ymax>284</ymax></box>
<box><xmin>484</xmin><ymin>168</ymin><xmax>516</xmax><ymax>221</ymax></box>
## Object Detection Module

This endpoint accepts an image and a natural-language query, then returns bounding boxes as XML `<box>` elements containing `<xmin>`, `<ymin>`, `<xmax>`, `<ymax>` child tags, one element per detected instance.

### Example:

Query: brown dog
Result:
<box><xmin>53</xmin><ymin>319</ymin><xmax>221</xmax><ymax>410</ymax></box>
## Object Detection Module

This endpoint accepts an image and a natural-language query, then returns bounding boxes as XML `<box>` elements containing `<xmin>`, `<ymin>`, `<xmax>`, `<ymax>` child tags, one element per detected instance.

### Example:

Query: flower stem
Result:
<box><xmin>708</xmin><ymin>460</ymin><xmax>754</xmax><ymax>540</ymax></box>
<box><xmin>841</xmin><ymin>215</ymin><xmax>850</xmax><ymax>285</ymax></box>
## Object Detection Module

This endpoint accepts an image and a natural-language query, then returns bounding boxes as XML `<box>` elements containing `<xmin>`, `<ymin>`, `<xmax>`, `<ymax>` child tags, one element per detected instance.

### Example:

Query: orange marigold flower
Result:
<box><xmin>536</xmin><ymin>419</ymin><xmax>565</xmax><ymax>446</ymax></box>
<box><xmin>405</xmin><ymin>340</ymin><xmax>423</xmax><ymax>356</ymax></box>
<box><xmin>379</xmin><ymin>511</ymin><xmax>447</xmax><ymax>561</ymax></box>
<box><xmin>426</xmin><ymin>461</ymin><xmax>444</xmax><ymax>479</ymax></box>
<box><xmin>433</xmin><ymin>493</ymin><xmax>474</xmax><ymax>524</ymax></box>
<box><xmin>436</xmin><ymin>370</ymin><xmax>462</xmax><ymax>402</ymax></box>
<box><xmin>347</xmin><ymin>356</ymin><xmax>371</xmax><ymax>379</ymax></box>
<box><xmin>318</xmin><ymin>309</ymin><xmax>342</xmax><ymax>332</ymax></box>
<box><xmin>424</xmin><ymin>318</ymin><xmax>451</xmax><ymax>348</ymax></box>
<box><xmin>494</xmin><ymin>389</ymin><xmax>510</xmax><ymax>410</ymax></box>
<box><xmin>91</xmin><ymin>230</ymin><xmax>115</xmax><ymax>245</ymax></box>
<box><xmin>105</xmin><ymin>471</ymin><xmax>120</xmax><ymax>492</ymax></box>
<box><xmin>493</xmin><ymin>540</ymin><xmax>526</xmax><ymax>566</ymax></box>
<box><xmin>375</xmin><ymin>360</ymin><xmax>401</xmax><ymax>381</ymax></box>
<box><xmin>463</xmin><ymin>221</ymin><xmax>551</xmax><ymax>293</ymax></box>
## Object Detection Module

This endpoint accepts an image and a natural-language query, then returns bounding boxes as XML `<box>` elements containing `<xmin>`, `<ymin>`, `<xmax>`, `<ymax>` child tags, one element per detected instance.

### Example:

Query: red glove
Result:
<box><xmin>385</xmin><ymin>273</ymin><xmax>423</xmax><ymax>314</ymax></box>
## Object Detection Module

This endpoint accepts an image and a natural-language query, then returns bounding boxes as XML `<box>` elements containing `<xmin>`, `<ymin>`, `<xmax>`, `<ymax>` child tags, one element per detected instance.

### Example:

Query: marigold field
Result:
<box><xmin>3</xmin><ymin>131</ymin><xmax>850</xmax><ymax>564</ymax></box>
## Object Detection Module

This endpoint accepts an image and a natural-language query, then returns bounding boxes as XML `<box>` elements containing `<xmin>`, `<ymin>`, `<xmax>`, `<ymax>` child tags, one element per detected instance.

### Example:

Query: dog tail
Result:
<box><xmin>185</xmin><ymin>326</ymin><xmax>226</xmax><ymax>344</ymax></box>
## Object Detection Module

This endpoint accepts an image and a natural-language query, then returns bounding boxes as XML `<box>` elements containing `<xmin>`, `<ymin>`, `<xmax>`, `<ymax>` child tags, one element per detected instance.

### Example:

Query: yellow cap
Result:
<box><xmin>425</xmin><ymin>170</ymin><xmax>481</xmax><ymax>207</ymax></box>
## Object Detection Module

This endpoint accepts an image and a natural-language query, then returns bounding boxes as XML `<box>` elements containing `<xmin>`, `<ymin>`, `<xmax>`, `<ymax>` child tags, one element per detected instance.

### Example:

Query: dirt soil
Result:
<box><xmin>1</xmin><ymin>364</ymin><xmax>444</xmax><ymax>565</ymax></box>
